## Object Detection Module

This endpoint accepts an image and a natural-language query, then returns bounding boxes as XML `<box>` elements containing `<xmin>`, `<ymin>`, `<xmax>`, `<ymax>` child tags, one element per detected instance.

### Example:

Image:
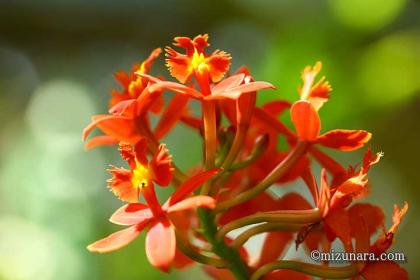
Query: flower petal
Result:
<box><xmin>290</xmin><ymin>100</ymin><xmax>320</xmax><ymax>141</ymax></box>
<box><xmin>203</xmin><ymin>266</ymin><xmax>236</xmax><ymax>280</ymax></box>
<box><xmin>167</xmin><ymin>195</ymin><xmax>216</xmax><ymax>213</ymax></box>
<box><xmin>253</xmin><ymin>107</ymin><xmax>296</xmax><ymax>140</ymax></box>
<box><xmin>110</xmin><ymin>203</ymin><xmax>153</xmax><ymax>226</ymax></box>
<box><xmin>208</xmin><ymin>81</ymin><xmax>275</xmax><ymax>100</ymax></box>
<box><xmin>87</xmin><ymin>224</ymin><xmax>144</xmax><ymax>253</ymax></box>
<box><xmin>309</xmin><ymin>146</ymin><xmax>347</xmax><ymax>181</ymax></box>
<box><xmin>84</xmin><ymin>135</ymin><xmax>119</xmax><ymax>151</ymax></box>
<box><xmin>165</xmin><ymin>47</ymin><xmax>193</xmax><ymax>83</ymax></box>
<box><xmin>168</xmin><ymin>168</ymin><xmax>221</xmax><ymax>205</ymax></box>
<box><xmin>324</xmin><ymin>207</ymin><xmax>351</xmax><ymax>251</ymax></box>
<box><xmin>316</xmin><ymin>129</ymin><xmax>371</xmax><ymax>151</ymax></box>
<box><xmin>361</xmin><ymin>148</ymin><xmax>384</xmax><ymax>174</ymax></box>
<box><xmin>349</xmin><ymin>203</ymin><xmax>385</xmax><ymax>237</ymax></box>
<box><xmin>107</xmin><ymin>166</ymin><xmax>139</xmax><ymax>203</ymax></box>
<box><xmin>206</xmin><ymin>50</ymin><xmax>232</xmax><ymax>82</ymax></box>
<box><xmin>145</xmin><ymin>220</ymin><xmax>176</xmax><ymax>272</ymax></box>
<box><xmin>83</xmin><ymin>115</ymin><xmax>142</xmax><ymax>144</ymax></box>
<box><xmin>361</xmin><ymin>261</ymin><xmax>408</xmax><ymax>280</ymax></box>
<box><xmin>148</xmin><ymin>80</ymin><xmax>203</xmax><ymax>99</ymax></box>
<box><xmin>154</xmin><ymin>94</ymin><xmax>189</xmax><ymax>140</ymax></box>
<box><xmin>150</xmin><ymin>144</ymin><xmax>174</xmax><ymax>186</ymax></box>
<box><xmin>257</xmin><ymin>232</ymin><xmax>293</xmax><ymax>267</ymax></box>
<box><xmin>263</xmin><ymin>269</ymin><xmax>311</xmax><ymax>280</ymax></box>
<box><xmin>211</xmin><ymin>73</ymin><xmax>245</xmax><ymax>93</ymax></box>
<box><xmin>133</xmin><ymin>138</ymin><xmax>148</xmax><ymax>165</ymax></box>
<box><xmin>173</xmin><ymin>248</ymin><xmax>193</xmax><ymax>269</ymax></box>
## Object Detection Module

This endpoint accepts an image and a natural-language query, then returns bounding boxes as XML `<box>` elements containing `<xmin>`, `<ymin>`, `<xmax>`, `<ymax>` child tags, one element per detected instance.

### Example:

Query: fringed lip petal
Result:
<box><xmin>110</xmin><ymin>203</ymin><xmax>153</xmax><ymax>226</ymax></box>
<box><xmin>145</xmin><ymin>220</ymin><xmax>176</xmax><ymax>272</ymax></box>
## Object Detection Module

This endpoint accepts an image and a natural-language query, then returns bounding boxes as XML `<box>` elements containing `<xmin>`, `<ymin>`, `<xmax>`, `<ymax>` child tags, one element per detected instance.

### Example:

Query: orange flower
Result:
<box><xmin>87</xmin><ymin>167</ymin><xmax>221</xmax><ymax>272</ymax></box>
<box><xmin>298</xmin><ymin>61</ymin><xmax>332</xmax><ymax>111</ymax></box>
<box><xmin>107</xmin><ymin>139</ymin><xmax>173</xmax><ymax>203</ymax></box>
<box><xmin>139</xmin><ymin>35</ymin><xmax>274</xmax><ymax>101</ymax></box>
<box><xmin>299</xmin><ymin>149</ymin><xmax>383</xmax><ymax>251</ymax></box>
<box><xmin>110</xmin><ymin>48</ymin><xmax>163</xmax><ymax>108</ymax></box>
<box><xmin>291</xmin><ymin>100</ymin><xmax>371</xmax><ymax>150</ymax></box>
<box><xmin>350</xmin><ymin>202</ymin><xmax>409</xmax><ymax>280</ymax></box>
<box><xmin>165</xmin><ymin>34</ymin><xmax>231</xmax><ymax>84</ymax></box>
<box><xmin>140</xmin><ymin>69</ymin><xmax>275</xmax><ymax>101</ymax></box>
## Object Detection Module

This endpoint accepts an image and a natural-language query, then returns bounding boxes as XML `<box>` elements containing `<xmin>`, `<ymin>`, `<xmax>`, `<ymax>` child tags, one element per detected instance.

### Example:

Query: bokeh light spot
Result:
<box><xmin>329</xmin><ymin>0</ymin><xmax>407</xmax><ymax>31</ymax></box>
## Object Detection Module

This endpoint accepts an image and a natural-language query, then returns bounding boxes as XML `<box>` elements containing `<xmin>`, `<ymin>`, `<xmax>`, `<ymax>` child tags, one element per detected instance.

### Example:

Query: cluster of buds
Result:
<box><xmin>83</xmin><ymin>34</ymin><xmax>408</xmax><ymax>279</ymax></box>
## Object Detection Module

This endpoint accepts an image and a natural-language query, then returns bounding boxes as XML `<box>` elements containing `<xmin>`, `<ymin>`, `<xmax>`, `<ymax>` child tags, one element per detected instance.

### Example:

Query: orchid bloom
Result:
<box><xmin>83</xmin><ymin>35</ymin><xmax>409</xmax><ymax>279</ymax></box>
<box><xmin>82</xmin><ymin>48</ymin><xmax>190</xmax><ymax>149</ymax></box>
<box><xmin>350</xmin><ymin>202</ymin><xmax>409</xmax><ymax>280</ymax></box>
<box><xmin>290</xmin><ymin>100</ymin><xmax>371</xmax><ymax>151</ymax></box>
<box><xmin>165</xmin><ymin>34</ymin><xmax>231</xmax><ymax>84</ymax></box>
<box><xmin>107</xmin><ymin>139</ymin><xmax>173</xmax><ymax>203</ymax></box>
<box><xmin>88</xmin><ymin>165</ymin><xmax>221</xmax><ymax>271</ymax></box>
<box><xmin>299</xmin><ymin>61</ymin><xmax>332</xmax><ymax>111</ymax></box>
<box><xmin>110</xmin><ymin>48</ymin><xmax>163</xmax><ymax>107</ymax></box>
<box><xmin>298</xmin><ymin>149</ymin><xmax>383</xmax><ymax>251</ymax></box>
<box><xmin>139</xmin><ymin>35</ymin><xmax>275</xmax><ymax>101</ymax></box>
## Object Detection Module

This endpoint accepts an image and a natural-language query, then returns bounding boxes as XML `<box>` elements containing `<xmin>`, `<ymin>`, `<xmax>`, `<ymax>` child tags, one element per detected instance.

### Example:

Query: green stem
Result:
<box><xmin>198</xmin><ymin>208</ymin><xmax>249</xmax><ymax>279</ymax></box>
<box><xmin>214</xmin><ymin>141</ymin><xmax>309</xmax><ymax>213</ymax></box>
<box><xmin>231</xmin><ymin>222</ymin><xmax>303</xmax><ymax>249</ymax></box>
<box><xmin>250</xmin><ymin>260</ymin><xmax>360</xmax><ymax>280</ymax></box>
<box><xmin>217</xmin><ymin>208</ymin><xmax>321</xmax><ymax>239</ymax></box>
<box><xmin>175</xmin><ymin>232</ymin><xmax>227</xmax><ymax>268</ymax></box>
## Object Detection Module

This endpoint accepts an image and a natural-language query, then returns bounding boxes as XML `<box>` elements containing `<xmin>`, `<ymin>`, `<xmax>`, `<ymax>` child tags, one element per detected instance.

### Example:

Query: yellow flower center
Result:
<box><xmin>191</xmin><ymin>50</ymin><xmax>209</xmax><ymax>74</ymax></box>
<box><xmin>128</xmin><ymin>62</ymin><xmax>147</xmax><ymax>98</ymax></box>
<box><xmin>131</xmin><ymin>162</ymin><xmax>151</xmax><ymax>189</ymax></box>
<box><xmin>128</xmin><ymin>77</ymin><xmax>144</xmax><ymax>98</ymax></box>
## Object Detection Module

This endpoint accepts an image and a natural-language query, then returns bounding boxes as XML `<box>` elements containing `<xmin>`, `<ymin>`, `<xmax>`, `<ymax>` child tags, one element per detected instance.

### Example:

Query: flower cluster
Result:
<box><xmin>83</xmin><ymin>34</ymin><xmax>408</xmax><ymax>279</ymax></box>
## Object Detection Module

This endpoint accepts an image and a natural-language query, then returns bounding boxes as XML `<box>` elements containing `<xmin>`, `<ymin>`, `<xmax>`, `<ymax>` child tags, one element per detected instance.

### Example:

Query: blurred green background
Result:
<box><xmin>0</xmin><ymin>0</ymin><xmax>419</xmax><ymax>279</ymax></box>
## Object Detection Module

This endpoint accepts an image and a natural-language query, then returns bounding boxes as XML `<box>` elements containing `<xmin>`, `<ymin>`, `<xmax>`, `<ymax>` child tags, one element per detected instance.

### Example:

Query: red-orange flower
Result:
<box><xmin>298</xmin><ymin>61</ymin><xmax>332</xmax><ymax>111</ymax></box>
<box><xmin>107</xmin><ymin>139</ymin><xmax>173</xmax><ymax>203</ymax></box>
<box><xmin>291</xmin><ymin>100</ymin><xmax>371</xmax><ymax>151</ymax></box>
<box><xmin>165</xmin><ymin>34</ymin><xmax>231</xmax><ymax>84</ymax></box>
<box><xmin>350</xmin><ymin>202</ymin><xmax>409</xmax><ymax>280</ymax></box>
<box><xmin>141</xmin><ymin>70</ymin><xmax>275</xmax><ymax>101</ymax></box>
<box><xmin>110</xmin><ymin>48</ymin><xmax>163</xmax><ymax>108</ymax></box>
<box><xmin>87</xmin><ymin>167</ymin><xmax>221</xmax><ymax>271</ymax></box>
<box><xmin>300</xmin><ymin>149</ymin><xmax>383</xmax><ymax>251</ymax></box>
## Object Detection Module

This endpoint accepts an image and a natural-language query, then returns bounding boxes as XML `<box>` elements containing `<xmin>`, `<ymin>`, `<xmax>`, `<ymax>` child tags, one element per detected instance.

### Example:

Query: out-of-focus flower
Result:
<box><xmin>110</xmin><ymin>48</ymin><xmax>163</xmax><ymax>108</ymax></box>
